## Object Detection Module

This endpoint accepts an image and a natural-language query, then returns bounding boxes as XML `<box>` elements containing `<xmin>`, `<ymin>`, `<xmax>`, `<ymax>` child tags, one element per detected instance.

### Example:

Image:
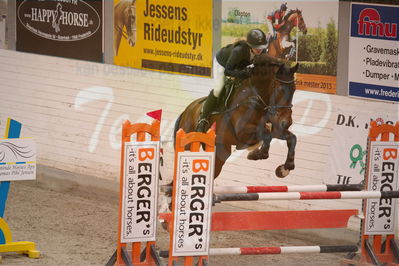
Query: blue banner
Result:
<box><xmin>349</xmin><ymin>82</ymin><xmax>399</xmax><ymax>102</ymax></box>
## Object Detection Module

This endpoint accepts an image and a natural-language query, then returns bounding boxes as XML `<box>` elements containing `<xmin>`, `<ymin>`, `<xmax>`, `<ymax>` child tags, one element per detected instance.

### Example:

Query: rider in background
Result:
<box><xmin>266</xmin><ymin>3</ymin><xmax>287</xmax><ymax>39</ymax></box>
<box><xmin>196</xmin><ymin>29</ymin><xmax>268</xmax><ymax>133</ymax></box>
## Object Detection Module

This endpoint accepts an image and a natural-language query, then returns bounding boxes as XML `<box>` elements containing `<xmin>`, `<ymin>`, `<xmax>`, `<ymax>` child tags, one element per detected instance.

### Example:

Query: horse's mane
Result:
<box><xmin>283</xmin><ymin>9</ymin><xmax>301</xmax><ymax>22</ymax></box>
<box><xmin>115</xmin><ymin>0</ymin><xmax>135</xmax><ymax>10</ymax></box>
<box><xmin>253</xmin><ymin>53</ymin><xmax>285</xmax><ymax>66</ymax></box>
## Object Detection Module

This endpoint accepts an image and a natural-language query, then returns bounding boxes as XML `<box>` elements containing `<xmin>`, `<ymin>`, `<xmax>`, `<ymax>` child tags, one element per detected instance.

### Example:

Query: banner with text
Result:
<box><xmin>348</xmin><ymin>3</ymin><xmax>399</xmax><ymax>103</ymax></box>
<box><xmin>172</xmin><ymin>151</ymin><xmax>214</xmax><ymax>257</ymax></box>
<box><xmin>326</xmin><ymin>110</ymin><xmax>398</xmax><ymax>185</ymax></box>
<box><xmin>0</xmin><ymin>138</ymin><xmax>36</xmax><ymax>181</ymax></box>
<box><xmin>121</xmin><ymin>141</ymin><xmax>159</xmax><ymax>243</ymax></box>
<box><xmin>114</xmin><ymin>0</ymin><xmax>213</xmax><ymax>77</ymax></box>
<box><xmin>16</xmin><ymin>0</ymin><xmax>103</xmax><ymax>62</ymax></box>
<box><xmin>222</xmin><ymin>0</ymin><xmax>339</xmax><ymax>94</ymax></box>
<box><xmin>364</xmin><ymin>141</ymin><xmax>398</xmax><ymax>235</ymax></box>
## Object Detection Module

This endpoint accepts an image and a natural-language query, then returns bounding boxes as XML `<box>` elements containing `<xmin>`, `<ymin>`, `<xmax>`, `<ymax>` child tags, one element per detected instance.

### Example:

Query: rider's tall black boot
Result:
<box><xmin>196</xmin><ymin>90</ymin><xmax>218</xmax><ymax>133</ymax></box>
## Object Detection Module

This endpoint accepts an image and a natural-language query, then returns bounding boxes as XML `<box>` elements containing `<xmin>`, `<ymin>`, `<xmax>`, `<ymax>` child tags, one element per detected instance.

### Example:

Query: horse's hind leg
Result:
<box><xmin>214</xmin><ymin>144</ymin><xmax>231</xmax><ymax>178</ymax></box>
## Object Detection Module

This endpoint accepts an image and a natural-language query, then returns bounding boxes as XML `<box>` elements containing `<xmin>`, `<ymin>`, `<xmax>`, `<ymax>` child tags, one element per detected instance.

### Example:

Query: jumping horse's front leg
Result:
<box><xmin>247</xmin><ymin>123</ymin><xmax>272</xmax><ymax>160</ymax></box>
<box><xmin>275</xmin><ymin>130</ymin><xmax>296</xmax><ymax>178</ymax></box>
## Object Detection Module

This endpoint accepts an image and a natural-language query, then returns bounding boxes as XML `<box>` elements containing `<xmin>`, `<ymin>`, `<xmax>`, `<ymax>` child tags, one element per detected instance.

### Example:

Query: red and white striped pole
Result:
<box><xmin>161</xmin><ymin>184</ymin><xmax>363</xmax><ymax>194</ymax></box>
<box><xmin>209</xmin><ymin>245</ymin><xmax>358</xmax><ymax>256</ymax></box>
<box><xmin>213</xmin><ymin>184</ymin><xmax>363</xmax><ymax>194</ymax></box>
<box><xmin>215</xmin><ymin>190</ymin><xmax>399</xmax><ymax>202</ymax></box>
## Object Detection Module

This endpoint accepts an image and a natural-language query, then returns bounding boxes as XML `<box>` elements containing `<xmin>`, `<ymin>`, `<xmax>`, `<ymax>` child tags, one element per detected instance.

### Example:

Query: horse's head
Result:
<box><xmin>123</xmin><ymin>0</ymin><xmax>136</xmax><ymax>46</ymax></box>
<box><xmin>266</xmin><ymin>63</ymin><xmax>299</xmax><ymax>130</ymax></box>
<box><xmin>252</xmin><ymin>53</ymin><xmax>286</xmax><ymax>77</ymax></box>
<box><xmin>284</xmin><ymin>9</ymin><xmax>307</xmax><ymax>34</ymax></box>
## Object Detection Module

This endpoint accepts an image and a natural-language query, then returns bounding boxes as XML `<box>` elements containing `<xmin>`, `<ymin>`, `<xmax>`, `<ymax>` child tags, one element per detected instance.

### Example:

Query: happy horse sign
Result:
<box><xmin>364</xmin><ymin>141</ymin><xmax>399</xmax><ymax>235</ymax></box>
<box><xmin>0</xmin><ymin>138</ymin><xmax>36</xmax><ymax>181</ymax></box>
<box><xmin>172</xmin><ymin>151</ymin><xmax>214</xmax><ymax>257</ymax></box>
<box><xmin>121</xmin><ymin>141</ymin><xmax>159</xmax><ymax>242</ymax></box>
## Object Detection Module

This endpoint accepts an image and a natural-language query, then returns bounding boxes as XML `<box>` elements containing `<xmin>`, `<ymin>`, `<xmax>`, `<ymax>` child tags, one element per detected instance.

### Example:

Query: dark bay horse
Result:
<box><xmin>114</xmin><ymin>0</ymin><xmax>136</xmax><ymax>56</ymax></box>
<box><xmin>268</xmin><ymin>9</ymin><xmax>307</xmax><ymax>59</ymax></box>
<box><xmin>174</xmin><ymin>55</ymin><xmax>299</xmax><ymax>179</ymax></box>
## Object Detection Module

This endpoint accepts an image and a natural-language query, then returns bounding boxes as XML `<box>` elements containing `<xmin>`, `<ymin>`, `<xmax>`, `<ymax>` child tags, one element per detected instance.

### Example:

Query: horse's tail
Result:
<box><xmin>173</xmin><ymin>113</ymin><xmax>183</xmax><ymax>149</ymax></box>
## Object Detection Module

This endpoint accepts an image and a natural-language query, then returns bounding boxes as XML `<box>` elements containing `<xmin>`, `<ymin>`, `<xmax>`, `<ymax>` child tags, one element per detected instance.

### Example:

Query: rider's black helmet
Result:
<box><xmin>246</xmin><ymin>29</ymin><xmax>267</xmax><ymax>49</ymax></box>
<box><xmin>280</xmin><ymin>3</ymin><xmax>287</xmax><ymax>12</ymax></box>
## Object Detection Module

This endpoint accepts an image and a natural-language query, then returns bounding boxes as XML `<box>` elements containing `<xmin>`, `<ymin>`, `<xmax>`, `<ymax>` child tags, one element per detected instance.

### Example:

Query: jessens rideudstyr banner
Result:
<box><xmin>114</xmin><ymin>0</ymin><xmax>213</xmax><ymax>77</ymax></box>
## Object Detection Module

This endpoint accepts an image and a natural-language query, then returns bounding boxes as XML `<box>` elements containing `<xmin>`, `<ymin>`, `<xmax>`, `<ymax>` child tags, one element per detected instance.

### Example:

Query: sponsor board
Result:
<box><xmin>222</xmin><ymin>0</ymin><xmax>339</xmax><ymax>94</ymax></box>
<box><xmin>16</xmin><ymin>0</ymin><xmax>103</xmax><ymax>62</ymax></box>
<box><xmin>114</xmin><ymin>0</ymin><xmax>213</xmax><ymax>77</ymax></box>
<box><xmin>0</xmin><ymin>138</ymin><xmax>36</xmax><ymax>181</ymax></box>
<box><xmin>364</xmin><ymin>141</ymin><xmax>398</xmax><ymax>235</ymax></box>
<box><xmin>121</xmin><ymin>141</ymin><xmax>159</xmax><ymax>243</ymax></box>
<box><xmin>348</xmin><ymin>3</ymin><xmax>399</xmax><ymax>103</ymax></box>
<box><xmin>172</xmin><ymin>151</ymin><xmax>214</xmax><ymax>257</ymax></box>
<box><xmin>326</xmin><ymin>111</ymin><xmax>398</xmax><ymax>185</ymax></box>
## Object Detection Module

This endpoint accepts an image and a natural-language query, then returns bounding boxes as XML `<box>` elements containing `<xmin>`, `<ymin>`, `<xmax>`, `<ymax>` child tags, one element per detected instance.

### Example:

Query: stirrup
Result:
<box><xmin>196</xmin><ymin>118</ymin><xmax>210</xmax><ymax>133</ymax></box>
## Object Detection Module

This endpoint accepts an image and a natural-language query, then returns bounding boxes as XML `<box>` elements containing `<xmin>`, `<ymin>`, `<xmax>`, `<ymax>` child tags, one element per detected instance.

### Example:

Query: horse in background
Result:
<box><xmin>114</xmin><ymin>0</ymin><xmax>136</xmax><ymax>56</ymax></box>
<box><xmin>267</xmin><ymin>9</ymin><xmax>307</xmax><ymax>59</ymax></box>
<box><xmin>174</xmin><ymin>54</ymin><xmax>299</xmax><ymax>179</ymax></box>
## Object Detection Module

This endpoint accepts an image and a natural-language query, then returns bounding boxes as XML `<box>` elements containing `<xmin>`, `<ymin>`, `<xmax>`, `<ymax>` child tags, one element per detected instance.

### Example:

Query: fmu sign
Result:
<box><xmin>351</xmin><ymin>4</ymin><xmax>399</xmax><ymax>41</ymax></box>
<box><xmin>348</xmin><ymin>3</ymin><xmax>399</xmax><ymax>103</ymax></box>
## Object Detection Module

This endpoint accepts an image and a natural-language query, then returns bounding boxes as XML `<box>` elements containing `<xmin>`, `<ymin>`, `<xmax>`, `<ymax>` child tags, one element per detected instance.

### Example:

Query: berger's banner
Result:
<box><xmin>222</xmin><ymin>0</ymin><xmax>338</xmax><ymax>94</ymax></box>
<box><xmin>364</xmin><ymin>141</ymin><xmax>399</xmax><ymax>235</ymax></box>
<box><xmin>121</xmin><ymin>141</ymin><xmax>159</xmax><ymax>243</ymax></box>
<box><xmin>114</xmin><ymin>0</ymin><xmax>213</xmax><ymax>77</ymax></box>
<box><xmin>172</xmin><ymin>151</ymin><xmax>214</xmax><ymax>256</ymax></box>
<box><xmin>348</xmin><ymin>3</ymin><xmax>399</xmax><ymax>103</ymax></box>
<box><xmin>16</xmin><ymin>0</ymin><xmax>103</xmax><ymax>62</ymax></box>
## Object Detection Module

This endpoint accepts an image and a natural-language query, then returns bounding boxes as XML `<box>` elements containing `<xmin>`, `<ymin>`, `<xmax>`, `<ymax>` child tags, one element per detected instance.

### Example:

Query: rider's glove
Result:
<box><xmin>243</xmin><ymin>65</ymin><xmax>254</xmax><ymax>78</ymax></box>
<box><xmin>246</xmin><ymin>64</ymin><xmax>255</xmax><ymax>69</ymax></box>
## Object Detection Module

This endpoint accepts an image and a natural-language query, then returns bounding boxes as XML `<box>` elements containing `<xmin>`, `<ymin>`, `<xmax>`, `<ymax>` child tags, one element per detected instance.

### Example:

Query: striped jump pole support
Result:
<box><xmin>343</xmin><ymin>121</ymin><xmax>399</xmax><ymax>266</ymax></box>
<box><xmin>168</xmin><ymin>128</ymin><xmax>216</xmax><ymax>266</ymax></box>
<box><xmin>107</xmin><ymin>118</ymin><xmax>162</xmax><ymax>266</ymax></box>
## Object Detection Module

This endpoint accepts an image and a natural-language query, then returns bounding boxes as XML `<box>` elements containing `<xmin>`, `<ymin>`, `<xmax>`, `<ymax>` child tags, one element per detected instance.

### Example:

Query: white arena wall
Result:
<box><xmin>0</xmin><ymin>49</ymin><xmax>398</xmax><ymax>232</ymax></box>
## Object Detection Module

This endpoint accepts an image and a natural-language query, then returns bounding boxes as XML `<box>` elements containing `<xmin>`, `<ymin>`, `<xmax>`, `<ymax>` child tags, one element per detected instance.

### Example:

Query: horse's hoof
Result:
<box><xmin>247</xmin><ymin>150</ymin><xmax>269</xmax><ymax>160</ymax></box>
<box><xmin>247</xmin><ymin>151</ymin><xmax>258</xmax><ymax>160</ymax></box>
<box><xmin>275</xmin><ymin>164</ymin><xmax>290</xmax><ymax>178</ymax></box>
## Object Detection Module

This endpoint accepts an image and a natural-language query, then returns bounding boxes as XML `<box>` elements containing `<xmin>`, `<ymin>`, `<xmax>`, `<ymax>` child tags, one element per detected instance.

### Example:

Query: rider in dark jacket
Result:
<box><xmin>196</xmin><ymin>29</ymin><xmax>268</xmax><ymax>133</ymax></box>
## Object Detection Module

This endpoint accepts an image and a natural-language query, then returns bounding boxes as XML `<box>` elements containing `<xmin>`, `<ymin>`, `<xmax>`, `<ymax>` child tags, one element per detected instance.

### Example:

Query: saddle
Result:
<box><xmin>198</xmin><ymin>77</ymin><xmax>241</xmax><ymax>114</ymax></box>
<box><xmin>215</xmin><ymin>77</ymin><xmax>242</xmax><ymax>114</ymax></box>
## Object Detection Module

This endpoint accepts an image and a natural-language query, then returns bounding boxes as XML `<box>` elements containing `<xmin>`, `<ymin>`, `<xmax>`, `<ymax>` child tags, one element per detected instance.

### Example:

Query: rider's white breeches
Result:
<box><xmin>212</xmin><ymin>58</ymin><xmax>225</xmax><ymax>97</ymax></box>
<box><xmin>281</xmin><ymin>36</ymin><xmax>295</xmax><ymax>49</ymax></box>
<box><xmin>266</xmin><ymin>21</ymin><xmax>275</xmax><ymax>35</ymax></box>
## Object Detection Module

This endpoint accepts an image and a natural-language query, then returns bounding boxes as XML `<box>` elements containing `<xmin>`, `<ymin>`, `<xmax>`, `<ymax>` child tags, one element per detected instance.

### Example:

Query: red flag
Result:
<box><xmin>146</xmin><ymin>109</ymin><xmax>162</xmax><ymax>121</ymax></box>
<box><xmin>210</xmin><ymin>122</ymin><xmax>217</xmax><ymax>131</ymax></box>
